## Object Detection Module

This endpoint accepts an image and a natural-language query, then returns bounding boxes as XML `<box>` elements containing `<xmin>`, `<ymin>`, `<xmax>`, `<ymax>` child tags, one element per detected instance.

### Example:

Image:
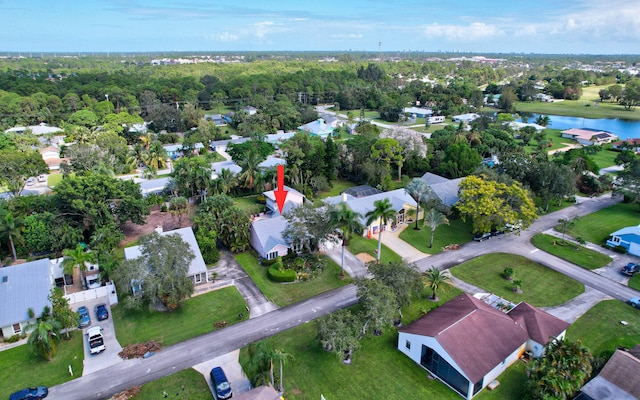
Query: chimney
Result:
<box><xmin>155</xmin><ymin>225</ymin><xmax>163</xmax><ymax>234</ymax></box>
<box><xmin>342</xmin><ymin>193</ymin><xmax>348</xmax><ymax>202</ymax></box>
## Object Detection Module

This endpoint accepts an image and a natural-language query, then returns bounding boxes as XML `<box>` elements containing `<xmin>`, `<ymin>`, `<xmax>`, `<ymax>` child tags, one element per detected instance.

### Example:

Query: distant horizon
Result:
<box><xmin>2</xmin><ymin>50</ymin><xmax>640</xmax><ymax>58</ymax></box>
<box><xmin>2</xmin><ymin>1</ymin><xmax>639</xmax><ymax>55</ymax></box>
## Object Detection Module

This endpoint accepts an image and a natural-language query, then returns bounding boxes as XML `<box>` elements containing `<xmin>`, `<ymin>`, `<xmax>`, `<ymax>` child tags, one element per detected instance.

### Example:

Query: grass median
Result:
<box><xmin>531</xmin><ymin>233</ymin><xmax>612</xmax><ymax>270</ymax></box>
<box><xmin>347</xmin><ymin>235</ymin><xmax>403</xmax><ymax>264</ymax></box>
<box><xmin>449</xmin><ymin>253</ymin><xmax>584</xmax><ymax>307</ymax></box>
<box><xmin>561</xmin><ymin>202</ymin><xmax>640</xmax><ymax>244</ymax></box>
<box><xmin>399</xmin><ymin>218</ymin><xmax>473</xmax><ymax>254</ymax></box>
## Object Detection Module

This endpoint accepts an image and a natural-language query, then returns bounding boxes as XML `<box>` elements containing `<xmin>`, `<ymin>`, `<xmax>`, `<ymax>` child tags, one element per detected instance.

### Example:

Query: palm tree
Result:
<box><xmin>423</xmin><ymin>208</ymin><xmax>449</xmax><ymax>248</ymax></box>
<box><xmin>217</xmin><ymin>168</ymin><xmax>237</xmax><ymax>195</ymax></box>
<box><xmin>422</xmin><ymin>266</ymin><xmax>450</xmax><ymax>301</ymax></box>
<box><xmin>27</xmin><ymin>317</ymin><xmax>61</xmax><ymax>361</ymax></box>
<box><xmin>365</xmin><ymin>198</ymin><xmax>397</xmax><ymax>262</ymax></box>
<box><xmin>404</xmin><ymin>178</ymin><xmax>434</xmax><ymax>230</ymax></box>
<box><xmin>272</xmin><ymin>348</ymin><xmax>294</xmax><ymax>393</ymax></box>
<box><xmin>62</xmin><ymin>244</ymin><xmax>96</xmax><ymax>291</ymax></box>
<box><xmin>329</xmin><ymin>203</ymin><xmax>364</xmax><ymax>276</ymax></box>
<box><xmin>237</xmin><ymin>152</ymin><xmax>262</xmax><ymax>191</ymax></box>
<box><xmin>0</xmin><ymin>211</ymin><xmax>24</xmax><ymax>261</ymax></box>
<box><xmin>126</xmin><ymin>144</ymin><xmax>145</xmax><ymax>172</ymax></box>
<box><xmin>142</xmin><ymin>142</ymin><xmax>168</xmax><ymax>171</ymax></box>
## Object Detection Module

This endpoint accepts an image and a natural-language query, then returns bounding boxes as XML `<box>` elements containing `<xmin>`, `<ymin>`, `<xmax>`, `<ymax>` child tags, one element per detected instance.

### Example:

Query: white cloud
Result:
<box><xmin>214</xmin><ymin>32</ymin><xmax>239</xmax><ymax>42</ymax></box>
<box><xmin>423</xmin><ymin>22</ymin><xmax>501</xmax><ymax>41</ymax></box>
<box><xmin>330</xmin><ymin>33</ymin><xmax>364</xmax><ymax>39</ymax></box>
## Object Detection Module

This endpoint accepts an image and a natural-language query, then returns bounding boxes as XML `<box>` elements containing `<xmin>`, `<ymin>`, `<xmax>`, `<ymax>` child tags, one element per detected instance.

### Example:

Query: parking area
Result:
<box><xmin>71</xmin><ymin>296</ymin><xmax>124</xmax><ymax>376</ymax></box>
<box><xmin>193</xmin><ymin>350</ymin><xmax>252</xmax><ymax>398</ymax></box>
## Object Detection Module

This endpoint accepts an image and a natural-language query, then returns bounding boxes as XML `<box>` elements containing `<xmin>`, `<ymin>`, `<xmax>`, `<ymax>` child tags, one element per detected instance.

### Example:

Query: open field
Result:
<box><xmin>113</xmin><ymin>287</ymin><xmax>247</xmax><ymax>347</ymax></box>
<box><xmin>234</xmin><ymin>252</ymin><xmax>351</xmax><ymax>307</ymax></box>
<box><xmin>530</xmin><ymin>233</ymin><xmax>612</xmax><ymax>270</ymax></box>
<box><xmin>316</xmin><ymin>178</ymin><xmax>357</xmax><ymax>199</ymax></box>
<box><xmin>449</xmin><ymin>253</ymin><xmax>584</xmax><ymax>307</ymax></box>
<box><xmin>0</xmin><ymin>332</ymin><xmax>84</xmax><ymax>400</ymax></box>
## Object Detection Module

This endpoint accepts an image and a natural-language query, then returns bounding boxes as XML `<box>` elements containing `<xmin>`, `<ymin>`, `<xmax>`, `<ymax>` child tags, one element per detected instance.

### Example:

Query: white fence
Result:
<box><xmin>64</xmin><ymin>282</ymin><xmax>119</xmax><ymax>306</ymax></box>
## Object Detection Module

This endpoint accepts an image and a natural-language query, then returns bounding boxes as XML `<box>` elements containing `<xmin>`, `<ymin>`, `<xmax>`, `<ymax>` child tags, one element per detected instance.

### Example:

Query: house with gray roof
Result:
<box><xmin>124</xmin><ymin>227</ymin><xmax>208</xmax><ymax>287</ymax></box>
<box><xmin>297</xmin><ymin>119</ymin><xmax>334</xmax><ymax>139</ymax></box>
<box><xmin>324</xmin><ymin>188</ymin><xmax>418</xmax><ymax>237</ymax></box>
<box><xmin>5</xmin><ymin>123</ymin><xmax>63</xmax><ymax>136</ymax></box>
<box><xmin>398</xmin><ymin>293</ymin><xmax>568</xmax><ymax>399</ymax></box>
<box><xmin>250</xmin><ymin>215</ymin><xmax>290</xmax><ymax>260</ymax></box>
<box><xmin>263</xmin><ymin>185</ymin><xmax>305</xmax><ymax>216</ymax></box>
<box><xmin>452</xmin><ymin>113</ymin><xmax>481</xmax><ymax>123</ymax></box>
<box><xmin>138</xmin><ymin>177</ymin><xmax>171</xmax><ymax>196</ymax></box>
<box><xmin>0</xmin><ymin>259</ymin><xmax>52</xmax><ymax>340</ymax></box>
<box><xmin>578</xmin><ymin>346</ymin><xmax>640</xmax><ymax>400</ymax></box>
<box><xmin>421</xmin><ymin>172</ymin><xmax>464</xmax><ymax>208</ymax></box>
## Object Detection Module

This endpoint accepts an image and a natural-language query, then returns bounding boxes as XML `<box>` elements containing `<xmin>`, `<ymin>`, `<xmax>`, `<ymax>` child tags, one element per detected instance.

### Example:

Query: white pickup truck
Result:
<box><xmin>86</xmin><ymin>326</ymin><xmax>105</xmax><ymax>354</ymax></box>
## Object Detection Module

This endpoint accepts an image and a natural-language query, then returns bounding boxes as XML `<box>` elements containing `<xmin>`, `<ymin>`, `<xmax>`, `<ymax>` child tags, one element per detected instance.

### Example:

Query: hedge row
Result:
<box><xmin>268</xmin><ymin>264</ymin><xmax>296</xmax><ymax>282</ymax></box>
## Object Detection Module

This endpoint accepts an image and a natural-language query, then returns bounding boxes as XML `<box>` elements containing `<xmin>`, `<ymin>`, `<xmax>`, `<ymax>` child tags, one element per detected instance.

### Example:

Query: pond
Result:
<box><xmin>520</xmin><ymin>113</ymin><xmax>640</xmax><ymax>140</ymax></box>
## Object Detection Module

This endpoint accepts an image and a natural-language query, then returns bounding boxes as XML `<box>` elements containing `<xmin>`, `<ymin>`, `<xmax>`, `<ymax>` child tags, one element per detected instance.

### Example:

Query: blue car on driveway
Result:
<box><xmin>9</xmin><ymin>386</ymin><xmax>48</xmax><ymax>400</ymax></box>
<box><xmin>95</xmin><ymin>303</ymin><xmax>109</xmax><ymax>321</ymax></box>
<box><xmin>77</xmin><ymin>306</ymin><xmax>91</xmax><ymax>328</ymax></box>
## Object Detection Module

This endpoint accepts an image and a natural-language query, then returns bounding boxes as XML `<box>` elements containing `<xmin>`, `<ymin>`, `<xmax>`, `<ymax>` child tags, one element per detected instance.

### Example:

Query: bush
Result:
<box><xmin>4</xmin><ymin>334</ymin><xmax>20</xmax><ymax>343</ymax></box>
<box><xmin>256</xmin><ymin>195</ymin><xmax>266</xmax><ymax>204</ymax></box>
<box><xmin>613</xmin><ymin>245</ymin><xmax>628</xmax><ymax>254</ymax></box>
<box><xmin>261</xmin><ymin>257</ymin><xmax>278</xmax><ymax>266</ymax></box>
<box><xmin>268</xmin><ymin>264</ymin><xmax>296</xmax><ymax>282</ymax></box>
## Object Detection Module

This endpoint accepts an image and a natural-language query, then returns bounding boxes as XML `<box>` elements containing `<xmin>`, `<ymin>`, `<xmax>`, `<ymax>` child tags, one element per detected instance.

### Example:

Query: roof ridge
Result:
<box><xmin>437</xmin><ymin>308</ymin><xmax>477</xmax><ymax>336</ymax></box>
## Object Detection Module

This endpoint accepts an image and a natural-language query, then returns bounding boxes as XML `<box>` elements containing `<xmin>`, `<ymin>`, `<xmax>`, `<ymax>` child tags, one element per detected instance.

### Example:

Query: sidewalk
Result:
<box><xmin>381</xmin><ymin>224</ymin><xmax>430</xmax><ymax>264</ymax></box>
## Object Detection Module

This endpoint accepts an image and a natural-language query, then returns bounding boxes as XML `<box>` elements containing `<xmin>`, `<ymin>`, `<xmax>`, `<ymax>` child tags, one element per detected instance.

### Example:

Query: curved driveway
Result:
<box><xmin>50</xmin><ymin>193</ymin><xmax>639</xmax><ymax>399</ymax></box>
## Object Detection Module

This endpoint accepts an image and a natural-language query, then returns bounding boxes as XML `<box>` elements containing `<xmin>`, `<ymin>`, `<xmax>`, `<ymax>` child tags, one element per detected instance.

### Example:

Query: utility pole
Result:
<box><xmin>378</xmin><ymin>41</ymin><xmax>382</xmax><ymax>63</ymax></box>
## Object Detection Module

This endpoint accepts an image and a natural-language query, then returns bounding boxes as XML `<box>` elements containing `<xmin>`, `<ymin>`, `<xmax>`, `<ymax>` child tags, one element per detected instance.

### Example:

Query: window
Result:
<box><xmin>12</xmin><ymin>323</ymin><xmax>21</xmax><ymax>334</ymax></box>
<box><xmin>405</xmin><ymin>340</ymin><xmax>411</xmax><ymax>350</ymax></box>
<box><xmin>195</xmin><ymin>274</ymin><xmax>202</xmax><ymax>283</ymax></box>
<box><xmin>267</xmin><ymin>251</ymin><xmax>278</xmax><ymax>260</ymax></box>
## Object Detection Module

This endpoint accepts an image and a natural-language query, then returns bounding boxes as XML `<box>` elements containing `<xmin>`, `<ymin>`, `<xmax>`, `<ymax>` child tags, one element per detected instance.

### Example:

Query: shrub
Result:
<box><xmin>613</xmin><ymin>245</ymin><xmax>628</xmax><ymax>254</ymax></box>
<box><xmin>268</xmin><ymin>264</ymin><xmax>296</xmax><ymax>282</ymax></box>
<box><xmin>261</xmin><ymin>257</ymin><xmax>278</xmax><ymax>266</ymax></box>
<box><xmin>160</xmin><ymin>204</ymin><xmax>168</xmax><ymax>212</ymax></box>
<box><xmin>256</xmin><ymin>194</ymin><xmax>266</xmax><ymax>204</ymax></box>
<box><xmin>5</xmin><ymin>334</ymin><xmax>20</xmax><ymax>343</ymax></box>
<box><xmin>502</xmin><ymin>267</ymin><xmax>514</xmax><ymax>280</ymax></box>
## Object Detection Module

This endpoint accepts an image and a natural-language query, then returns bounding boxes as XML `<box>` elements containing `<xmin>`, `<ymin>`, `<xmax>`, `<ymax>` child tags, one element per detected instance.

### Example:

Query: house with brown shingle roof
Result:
<box><xmin>397</xmin><ymin>293</ymin><xmax>568</xmax><ymax>399</ymax></box>
<box><xmin>578</xmin><ymin>346</ymin><xmax>640</xmax><ymax>400</ymax></box>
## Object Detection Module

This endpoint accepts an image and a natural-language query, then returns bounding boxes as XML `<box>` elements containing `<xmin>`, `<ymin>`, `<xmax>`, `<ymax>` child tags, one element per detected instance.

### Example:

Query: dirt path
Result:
<box><xmin>120</xmin><ymin>207</ymin><xmax>195</xmax><ymax>246</ymax></box>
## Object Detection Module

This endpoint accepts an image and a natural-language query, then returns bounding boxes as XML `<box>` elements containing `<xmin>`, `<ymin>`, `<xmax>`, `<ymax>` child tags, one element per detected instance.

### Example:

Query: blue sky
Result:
<box><xmin>2</xmin><ymin>0</ymin><xmax>639</xmax><ymax>54</ymax></box>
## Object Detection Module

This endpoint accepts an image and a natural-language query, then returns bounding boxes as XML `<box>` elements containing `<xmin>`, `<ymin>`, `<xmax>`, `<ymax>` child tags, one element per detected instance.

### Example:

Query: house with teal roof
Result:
<box><xmin>607</xmin><ymin>225</ymin><xmax>640</xmax><ymax>257</ymax></box>
<box><xmin>297</xmin><ymin>118</ymin><xmax>334</xmax><ymax>139</ymax></box>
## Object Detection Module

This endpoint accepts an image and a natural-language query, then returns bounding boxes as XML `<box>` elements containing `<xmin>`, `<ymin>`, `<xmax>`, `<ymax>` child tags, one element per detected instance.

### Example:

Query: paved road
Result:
<box><xmin>48</xmin><ymin>286</ymin><xmax>358</xmax><ymax>400</ymax></box>
<box><xmin>50</xmin><ymin>193</ymin><xmax>639</xmax><ymax>399</ymax></box>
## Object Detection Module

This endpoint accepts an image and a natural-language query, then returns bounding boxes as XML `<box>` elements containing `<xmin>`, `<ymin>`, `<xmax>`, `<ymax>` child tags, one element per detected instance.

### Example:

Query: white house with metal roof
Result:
<box><xmin>250</xmin><ymin>216</ymin><xmax>290</xmax><ymax>260</ymax></box>
<box><xmin>5</xmin><ymin>123</ymin><xmax>63</xmax><ymax>136</ymax></box>
<box><xmin>324</xmin><ymin>188</ymin><xmax>418</xmax><ymax>237</ymax></box>
<box><xmin>124</xmin><ymin>227</ymin><xmax>208</xmax><ymax>286</ymax></box>
<box><xmin>0</xmin><ymin>259</ymin><xmax>52</xmax><ymax>340</ymax></box>
<box><xmin>297</xmin><ymin>119</ymin><xmax>335</xmax><ymax>139</ymax></box>
<box><xmin>452</xmin><ymin>113</ymin><xmax>481</xmax><ymax>123</ymax></box>
<box><xmin>421</xmin><ymin>172</ymin><xmax>464</xmax><ymax>208</ymax></box>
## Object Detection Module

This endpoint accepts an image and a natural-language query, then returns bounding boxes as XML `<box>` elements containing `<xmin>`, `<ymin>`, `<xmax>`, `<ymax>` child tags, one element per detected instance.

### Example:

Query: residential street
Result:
<box><xmin>48</xmin><ymin>192</ymin><xmax>640</xmax><ymax>399</ymax></box>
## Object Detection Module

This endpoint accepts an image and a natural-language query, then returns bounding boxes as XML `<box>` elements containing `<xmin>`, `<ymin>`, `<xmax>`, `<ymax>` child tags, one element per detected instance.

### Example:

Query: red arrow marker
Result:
<box><xmin>274</xmin><ymin>164</ymin><xmax>288</xmax><ymax>214</ymax></box>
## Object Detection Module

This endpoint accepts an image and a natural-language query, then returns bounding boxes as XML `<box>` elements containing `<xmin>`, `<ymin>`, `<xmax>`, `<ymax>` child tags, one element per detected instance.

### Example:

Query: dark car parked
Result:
<box><xmin>9</xmin><ymin>386</ymin><xmax>48</xmax><ymax>400</ymax></box>
<box><xmin>77</xmin><ymin>306</ymin><xmax>91</xmax><ymax>328</ymax></box>
<box><xmin>473</xmin><ymin>232</ymin><xmax>492</xmax><ymax>242</ymax></box>
<box><xmin>210</xmin><ymin>367</ymin><xmax>232</xmax><ymax>399</ymax></box>
<box><xmin>621</xmin><ymin>263</ymin><xmax>640</xmax><ymax>276</ymax></box>
<box><xmin>95</xmin><ymin>303</ymin><xmax>109</xmax><ymax>321</ymax></box>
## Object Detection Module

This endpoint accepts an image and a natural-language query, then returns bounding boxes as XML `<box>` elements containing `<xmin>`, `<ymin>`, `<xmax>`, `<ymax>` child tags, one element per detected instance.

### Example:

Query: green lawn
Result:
<box><xmin>113</xmin><ymin>287</ymin><xmax>247</xmax><ymax>347</ymax></box>
<box><xmin>530</xmin><ymin>234</ymin><xmax>612</xmax><ymax>270</ymax></box>
<box><xmin>0</xmin><ymin>332</ymin><xmax>84</xmax><ymax>400</ymax></box>
<box><xmin>399</xmin><ymin>217</ymin><xmax>473</xmax><ymax>254</ymax></box>
<box><xmin>47</xmin><ymin>173</ymin><xmax>64</xmax><ymax>187</ymax></box>
<box><xmin>449</xmin><ymin>253</ymin><xmax>584</xmax><ymax>307</ymax></box>
<box><xmin>567</xmin><ymin>299</ymin><xmax>640</xmax><ymax>356</ymax></box>
<box><xmin>589</xmin><ymin>146</ymin><xmax>620</xmax><ymax>170</ymax></box>
<box><xmin>316</xmin><ymin>178</ymin><xmax>357</xmax><ymax>199</ymax></box>
<box><xmin>535</xmin><ymin>197</ymin><xmax>579</xmax><ymax>214</ymax></box>
<box><xmin>234</xmin><ymin>252</ymin><xmax>352</xmax><ymax>307</ymax></box>
<box><xmin>132</xmin><ymin>368</ymin><xmax>211</xmax><ymax>400</ymax></box>
<box><xmin>629</xmin><ymin>274</ymin><xmax>640</xmax><ymax>290</ymax></box>
<box><xmin>522</xmin><ymin>129</ymin><xmax>575</xmax><ymax>153</ymax></box>
<box><xmin>233</xmin><ymin>195</ymin><xmax>265</xmax><ymax>216</ymax></box>
<box><xmin>515</xmin><ymin>98</ymin><xmax>640</xmax><ymax>121</ymax></box>
<box><xmin>475</xmin><ymin>361</ymin><xmax>527</xmax><ymax>400</ymax></box>
<box><xmin>239</xmin><ymin>288</ymin><xmax>463</xmax><ymax>400</ymax></box>
<box><xmin>562</xmin><ymin>202</ymin><xmax>640</xmax><ymax>244</ymax></box>
<box><xmin>347</xmin><ymin>235</ymin><xmax>403</xmax><ymax>265</ymax></box>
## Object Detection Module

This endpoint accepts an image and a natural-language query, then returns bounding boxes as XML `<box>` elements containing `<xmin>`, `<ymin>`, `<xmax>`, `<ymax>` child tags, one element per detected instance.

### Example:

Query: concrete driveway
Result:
<box><xmin>72</xmin><ymin>297</ymin><xmax>123</xmax><ymax>376</ymax></box>
<box><xmin>193</xmin><ymin>350</ymin><xmax>252</xmax><ymax>397</ymax></box>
